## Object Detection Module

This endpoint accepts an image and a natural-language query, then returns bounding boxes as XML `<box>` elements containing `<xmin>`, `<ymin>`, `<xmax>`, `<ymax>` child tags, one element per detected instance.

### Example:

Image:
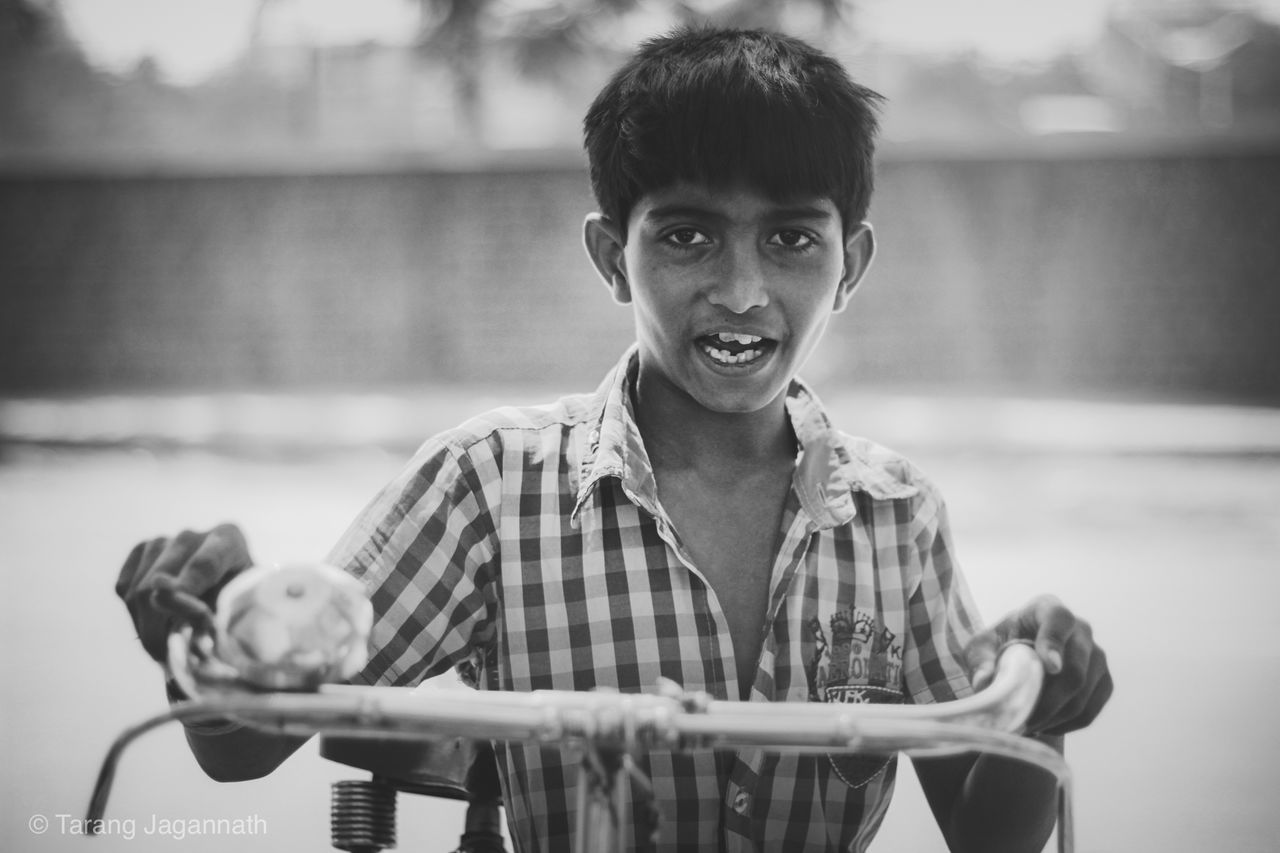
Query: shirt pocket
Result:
<box><xmin>822</xmin><ymin>683</ymin><xmax>903</xmax><ymax>789</ymax></box>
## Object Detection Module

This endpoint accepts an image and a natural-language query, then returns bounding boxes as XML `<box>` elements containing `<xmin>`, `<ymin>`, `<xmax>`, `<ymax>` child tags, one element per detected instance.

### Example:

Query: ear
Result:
<box><xmin>832</xmin><ymin>222</ymin><xmax>876</xmax><ymax>314</ymax></box>
<box><xmin>582</xmin><ymin>213</ymin><xmax>631</xmax><ymax>305</ymax></box>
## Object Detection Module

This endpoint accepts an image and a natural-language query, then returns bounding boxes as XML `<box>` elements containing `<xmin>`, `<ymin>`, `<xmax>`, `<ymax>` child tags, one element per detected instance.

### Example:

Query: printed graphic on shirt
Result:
<box><xmin>804</xmin><ymin>607</ymin><xmax>904</xmax><ymax>789</ymax></box>
<box><xmin>805</xmin><ymin>607</ymin><xmax>904</xmax><ymax>703</ymax></box>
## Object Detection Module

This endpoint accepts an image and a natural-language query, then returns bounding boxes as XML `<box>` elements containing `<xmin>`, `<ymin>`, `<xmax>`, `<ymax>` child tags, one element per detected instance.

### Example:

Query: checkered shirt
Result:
<box><xmin>327</xmin><ymin>348</ymin><xmax>981</xmax><ymax>852</ymax></box>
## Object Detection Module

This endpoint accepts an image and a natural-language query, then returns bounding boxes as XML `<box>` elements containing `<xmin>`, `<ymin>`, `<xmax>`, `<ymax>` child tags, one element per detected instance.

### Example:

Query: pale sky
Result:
<box><xmin>57</xmin><ymin>0</ymin><xmax>1280</xmax><ymax>86</ymax></box>
<box><xmin>59</xmin><ymin>0</ymin><xmax>420</xmax><ymax>85</ymax></box>
<box><xmin>858</xmin><ymin>0</ymin><xmax>1115</xmax><ymax>62</ymax></box>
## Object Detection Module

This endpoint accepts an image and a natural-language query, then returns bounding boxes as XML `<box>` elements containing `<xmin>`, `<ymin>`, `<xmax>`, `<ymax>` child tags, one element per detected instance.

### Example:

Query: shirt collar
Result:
<box><xmin>784</xmin><ymin>376</ymin><xmax>920</xmax><ymax>527</ymax></box>
<box><xmin>572</xmin><ymin>347</ymin><xmax>918</xmax><ymax>528</ymax></box>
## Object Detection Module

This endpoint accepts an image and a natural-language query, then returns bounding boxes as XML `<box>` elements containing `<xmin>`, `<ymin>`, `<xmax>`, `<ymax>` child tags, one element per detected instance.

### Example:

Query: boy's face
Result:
<box><xmin>585</xmin><ymin>182</ymin><xmax>874</xmax><ymax>416</ymax></box>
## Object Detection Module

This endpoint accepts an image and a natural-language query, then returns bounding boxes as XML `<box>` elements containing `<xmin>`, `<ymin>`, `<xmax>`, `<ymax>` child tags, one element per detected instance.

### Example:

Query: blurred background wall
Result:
<box><xmin>2</xmin><ymin>147</ymin><xmax>1279</xmax><ymax>400</ymax></box>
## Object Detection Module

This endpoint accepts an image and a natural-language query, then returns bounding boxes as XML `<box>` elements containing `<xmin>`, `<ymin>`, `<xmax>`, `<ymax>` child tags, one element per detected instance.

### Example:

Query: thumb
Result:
<box><xmin>1030</xmin><ymin>596</ymin><xmax>1073</xmax><ymax>675</ymax></box>
<box><xmin>964</xmin><ymin>629</ymin><xmax>1003</xmax><ymax>690</ymax></box>
<box><xmin>149</xmin><ymin>574</ymin><xmax>217</xmax><ymax>638</ymax></box>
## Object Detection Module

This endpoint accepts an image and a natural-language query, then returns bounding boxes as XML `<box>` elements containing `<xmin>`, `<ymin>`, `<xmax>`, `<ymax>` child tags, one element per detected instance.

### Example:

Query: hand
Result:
<box><xmin>115</xmin><ymin>524</ymin><xmax>254</xmax><ymax>664</ymax></box>
<box><xmin>966</xmin><ymin>595</ymin><xmax>1113</xmax><ymax>736</ymax></box>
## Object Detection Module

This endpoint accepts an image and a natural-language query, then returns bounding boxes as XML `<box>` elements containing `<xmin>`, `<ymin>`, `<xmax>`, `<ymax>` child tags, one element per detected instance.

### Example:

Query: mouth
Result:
<box><xmin>695</xmin><ymin>331</ymin><xmax>777</xmax><ymax>368</ymax></box>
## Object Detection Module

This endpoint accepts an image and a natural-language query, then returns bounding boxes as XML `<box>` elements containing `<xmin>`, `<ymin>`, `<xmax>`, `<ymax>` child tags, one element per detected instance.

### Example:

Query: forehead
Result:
<box><xmin>632</xmin><ymin>181</ymin><xmax>840</xmax><ymax>225</ymax></box>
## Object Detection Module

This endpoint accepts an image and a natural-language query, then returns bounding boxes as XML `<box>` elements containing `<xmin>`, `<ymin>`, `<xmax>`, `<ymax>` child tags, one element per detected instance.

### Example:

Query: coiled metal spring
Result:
<box><xmin>331</xmin><ymin>779</ymin><xmax>397</xmax><ymax>853</ymax></box>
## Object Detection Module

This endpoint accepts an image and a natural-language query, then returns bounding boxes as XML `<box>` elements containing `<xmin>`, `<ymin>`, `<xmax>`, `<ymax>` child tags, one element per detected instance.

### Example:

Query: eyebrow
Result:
<box><xmin>644</xmin><ymin>203</ymin><xmax>834</xmax><ymax>223</ymax></box>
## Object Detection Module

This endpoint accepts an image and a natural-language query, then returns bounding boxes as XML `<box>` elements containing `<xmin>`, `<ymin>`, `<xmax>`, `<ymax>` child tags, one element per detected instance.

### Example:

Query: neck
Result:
<box><xmin>632</xmin><ymin>372</ymin><xmax>796</xmax><ymax>475</ymax></box>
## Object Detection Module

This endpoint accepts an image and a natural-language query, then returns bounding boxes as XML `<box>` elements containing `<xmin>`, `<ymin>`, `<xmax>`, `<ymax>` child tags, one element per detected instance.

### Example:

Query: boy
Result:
<box><xmin>117</xmin><ymin>27</ymin><xmax>1112</xmax><ymax>853</ymax></box>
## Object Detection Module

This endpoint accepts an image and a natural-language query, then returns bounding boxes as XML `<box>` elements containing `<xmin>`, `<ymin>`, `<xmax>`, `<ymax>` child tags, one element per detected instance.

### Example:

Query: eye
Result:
<box><xmin>664</xmin><ymin>227</ymin><xmax>711</xmax><ymax>248</ymax></box>
<box><xmin>770</xmin><ymin>229</ymin><xmax>816</xmax><ymax>250</ymax></box>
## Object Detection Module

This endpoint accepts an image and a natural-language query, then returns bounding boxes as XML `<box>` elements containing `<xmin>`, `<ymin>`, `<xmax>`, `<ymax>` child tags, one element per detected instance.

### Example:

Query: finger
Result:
<box><xmin>132</xmin><ymin>595</ymin><xmax>176</xmax><ymax>663</ymax></box>
<box><xmin>126</xmin><ymin>529</ymin><xmax>203</xmax><ymax>610</ymax></box>
<box><xmin>1037</xmin><ymin>647</ymin><xmax>1113</xmax><ymax>735</ymax></box>
<box><xmin>1028</xmin><ymin>630</ymin><xmax>1101</xmax><ymax>733</ymax></box>
<box><xmin>150</xmin><ymin>575</ymin><xmax>217</xmax><ymax>636</ymax></box>
<box><xmin>171</xmin><ymin>523</ymin><xmax>252</xmax><ymax>604</ymax></box>
<box><xmin>134</xmin><ymin>576</ymin><xmax>221</xmax><ymax>663</ymax></box>
<box><xmin>115</xmin><ymin>536</ymin><xmax>170</xmax><ymax>601</ymax></box>
<box><xmin>120</xmin><ymin>537</ymin><xmax>182</xmax><ymax>648</ymax></box>
<box><xmin>1043</xmin><ymin>667</ymin><xmax>1114</xmax><ymax>736</ymax></box>
<box><xmin>964</xmin><ymin>630</ymin><xmax>1003</xmax><ymax>690</ymax></box>
<box><xmin>140</xmin><ymin>529</ymin><xmax>208</xmax><ymax>591</ymax></box>
<box><xmin>124</xmin><ymin>531</ymin><xmax>209</xmax><ymax>661</ymax></box>
<box><xmin>1030</xmin><ymin>596</ymin><xmax>1075</xmax><ymax>675</ymax></box>
<box><xmin>115</xmin><ymin>539</ymin><xmax>148</xmax><ymax>599</ymax></box>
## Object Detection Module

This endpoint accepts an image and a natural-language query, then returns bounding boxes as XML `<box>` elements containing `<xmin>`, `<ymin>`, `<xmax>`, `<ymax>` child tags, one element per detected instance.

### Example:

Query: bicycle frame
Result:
<box><xmin>87</xmin><ymin>638</ymin><xmax>1072</xmax><ymax>853</ymax></box>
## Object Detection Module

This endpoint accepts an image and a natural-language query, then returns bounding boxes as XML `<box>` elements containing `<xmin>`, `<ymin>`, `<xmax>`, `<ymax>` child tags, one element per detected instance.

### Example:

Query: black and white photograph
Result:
<box><xmin>2</xmin><ymin>1</ymin><xmax>1278</xmax><ymax>851</ymax></box>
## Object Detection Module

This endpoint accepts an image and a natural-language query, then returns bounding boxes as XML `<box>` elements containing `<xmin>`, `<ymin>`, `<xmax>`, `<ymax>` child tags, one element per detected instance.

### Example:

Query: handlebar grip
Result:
<box><xmin>981</xmin><ymin>641</ymin><xmax>1045</xmax><ymax>733</ymax></box>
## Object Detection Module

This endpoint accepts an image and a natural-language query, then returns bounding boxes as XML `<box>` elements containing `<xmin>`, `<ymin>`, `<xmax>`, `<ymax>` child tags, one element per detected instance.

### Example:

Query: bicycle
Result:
<box><xmin>87</xmin><ymin>564</ymin><xmax>1073</xmax><ymax>853</ymax></box>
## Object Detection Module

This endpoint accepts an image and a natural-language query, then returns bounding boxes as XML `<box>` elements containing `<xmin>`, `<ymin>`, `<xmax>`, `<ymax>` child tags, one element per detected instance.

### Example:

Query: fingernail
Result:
<box><xmin>1046</xmin><ymin>650</ymin><xmax>1063</xmax><ymax>673</ymax></box>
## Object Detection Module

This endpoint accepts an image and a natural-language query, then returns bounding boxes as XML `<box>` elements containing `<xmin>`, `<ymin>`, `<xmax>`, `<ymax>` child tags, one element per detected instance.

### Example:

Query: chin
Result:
<box><xmin>692</xmin><ymin>382</ymin><xmax>787</xmax><ymax>416</ymax></box>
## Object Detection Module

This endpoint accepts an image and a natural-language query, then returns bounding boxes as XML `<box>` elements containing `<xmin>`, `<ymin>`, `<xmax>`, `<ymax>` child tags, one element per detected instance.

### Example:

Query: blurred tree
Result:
<box><xmin>0</xmin><ymin>0</ymin><xmax>108</xmax><ymax>154</ymax></box>
<box><xmin>410</xmin><ymin>0</ymin><xmax>858</xmax><ymax>143</ymax></box>
<box><xmin>1090</xmin><ymin>1</ymin><xmax>1280</xmax><ymax>134</ymax></box>
<box><xmin>1</xmin><ymin>0</ymin><xmax>44</xmax><ymax>49</ymax></box>
<box><xmin>0</xmin><ymin>0</ymin><xmax>82</xmax><ymax>74</ymax></box>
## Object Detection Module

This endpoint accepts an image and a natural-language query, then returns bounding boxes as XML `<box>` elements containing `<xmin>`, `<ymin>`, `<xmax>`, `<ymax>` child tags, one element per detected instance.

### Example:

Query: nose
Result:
<box><xmin>707</xmin><ymin>240</ymin><xmax>769</xmax><ymax>314</ymax></box>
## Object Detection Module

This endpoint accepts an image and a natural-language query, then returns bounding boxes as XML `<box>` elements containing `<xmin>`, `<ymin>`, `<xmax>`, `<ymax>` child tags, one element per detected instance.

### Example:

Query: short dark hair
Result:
<box><xmin>583</xmin><ymin>27</ymin><xmax>884</xmax><ymax>236</ymax></box>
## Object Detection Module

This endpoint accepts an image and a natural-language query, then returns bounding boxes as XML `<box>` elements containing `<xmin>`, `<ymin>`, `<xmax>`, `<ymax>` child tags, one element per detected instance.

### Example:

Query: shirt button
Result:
<box><xmin>732</xmin><ymin>790</ymin><xmax>751</xmax><ymax>815</ymax></box>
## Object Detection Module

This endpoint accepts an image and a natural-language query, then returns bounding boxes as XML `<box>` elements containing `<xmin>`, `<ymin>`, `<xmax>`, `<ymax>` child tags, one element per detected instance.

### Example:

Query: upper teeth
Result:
<box><xmin>715</xmin><ymin>332</ymin><xmax>762</xmax><ymax>345</ymax></box>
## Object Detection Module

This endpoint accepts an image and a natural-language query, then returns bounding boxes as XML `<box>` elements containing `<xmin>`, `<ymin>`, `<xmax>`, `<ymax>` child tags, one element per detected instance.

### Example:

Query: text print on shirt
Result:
<box><xmin>805</xmin><ymin>607</ymin><xmax>905</xmax><ymax>788</ymax></box>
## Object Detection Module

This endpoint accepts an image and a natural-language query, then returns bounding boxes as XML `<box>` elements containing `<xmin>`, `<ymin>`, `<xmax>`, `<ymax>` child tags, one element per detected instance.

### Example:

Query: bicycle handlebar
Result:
<box><xmin>92</xmin><ymin>559</ymin><xmax>1071</xmax><ymax>852</ymax></box>
<box><xmin>165</xmin><ymin>640</ymin><xmax>1043</xmax><ymax>750</ymax></box>
<box><xmin>87</xmin><ymin>640</ymin><xmax>1072</xmax><ymax>852</ymax></box>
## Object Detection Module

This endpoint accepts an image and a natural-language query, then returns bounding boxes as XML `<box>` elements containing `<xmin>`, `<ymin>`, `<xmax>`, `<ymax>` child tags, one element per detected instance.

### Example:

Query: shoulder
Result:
<box><xmin>787</xmin><ymin>378</ymin><xmax>944</xmax><ymax>516</ymax></box>
<box><xmin>441</xmin><ymin>392</ymin><xmax>595</xmax><ymax>448</ymax></box>
<box><xmin>406</xmin><ymin>391</ymin><xmax>597</xmax><ymax>474</ymax></box>
<box><xmin>832</xmin><ymin>431</ymin><xmax>953</xmax><ymax>540</ymax></box>
<box><xmin>355</xmin><ymin>391</ymin><xmax>596</xmax><ymax>529</ymax></box>
<box><xmin>836</xmin><ymin>432</ymin><xmax>941</xmax><ymax>502</ymax></box>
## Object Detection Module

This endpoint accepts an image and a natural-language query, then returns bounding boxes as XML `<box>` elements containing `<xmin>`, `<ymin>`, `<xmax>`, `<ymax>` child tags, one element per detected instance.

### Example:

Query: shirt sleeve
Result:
<box><xmin>901</xmin><ymin>479</ymin><xmax>983</xmax><ymax>705</ymax></box>
<box><xmin>325</xmin><ymin>434</ymin><xmax>500</xmax><ymax>688</ymax></box>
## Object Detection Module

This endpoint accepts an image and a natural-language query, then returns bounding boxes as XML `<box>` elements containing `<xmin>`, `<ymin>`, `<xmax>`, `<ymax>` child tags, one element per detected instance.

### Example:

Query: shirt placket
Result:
<box><xmin>722</xmin><ymin>501</ymin><xmax>819</xmax><ymax>845</ymax></box>
<box><xmin>621</xmin><ymin>472</ymin><xmax>740</xmax><ymax>701</ymax></box>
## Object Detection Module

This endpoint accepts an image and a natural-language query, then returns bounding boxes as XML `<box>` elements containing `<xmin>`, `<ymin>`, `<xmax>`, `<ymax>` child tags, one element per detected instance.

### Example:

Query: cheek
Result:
<box><xmin>630</xmin><ymin>264</ymin><xmax>692</xmax><ymax>312</ymax></box>
<box><xmin>791</xmin><ymin>314</ymin><xmax>832</xmax><ymax>352</ymax></box>
<box><xmin>782</xmin><ymin>251</ymin><xmax>844</xmax><ymax>297</ymax></box>
<box><xmin>782</xmin><ymin>288</ymin><xmax>842</xmax><ymax>347</ymax></box>
<box><xmin>793</xmin><ymin>274</ymin><xmax>844</xmax><ymax>317</ymax></box>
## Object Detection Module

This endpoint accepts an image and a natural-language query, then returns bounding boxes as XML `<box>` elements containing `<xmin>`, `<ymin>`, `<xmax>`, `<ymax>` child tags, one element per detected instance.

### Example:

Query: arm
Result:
<box><xmin>159</xmin><ymin>677</ymin><xmax>309</xmax><ymax>783</ymax></box>
<box><xmin>116</xmin><ymin>439</ymin><xmax>499</xmax><ymax>783</ymax></box>
<box><xmin>181</xmin><ymin>724</ymin><xmax>310</xmax><ymax>783</ymax></box>
<box><xmin>917</xmin><ymin>595</ymin><xmax>1113</xmax><ymax>853</ymax></box>
<box><xmin>896</xmin><ymin>479</ymin><xmax>1111</xmax><ymax>851</ymax></box>
<box><xmin>913</xmin><ymin>738</ymin><xmax>1062</xmax><ymax>853</ymax></box>
<box><xmin>324</xmin><ymin>436</ymin><xmax>500</xmax><ymax>690</ymax></box>
<box><xmin>117</xmin><ymin>525</ymin><xmax>312</xmax><ymax>783</ymax></box>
